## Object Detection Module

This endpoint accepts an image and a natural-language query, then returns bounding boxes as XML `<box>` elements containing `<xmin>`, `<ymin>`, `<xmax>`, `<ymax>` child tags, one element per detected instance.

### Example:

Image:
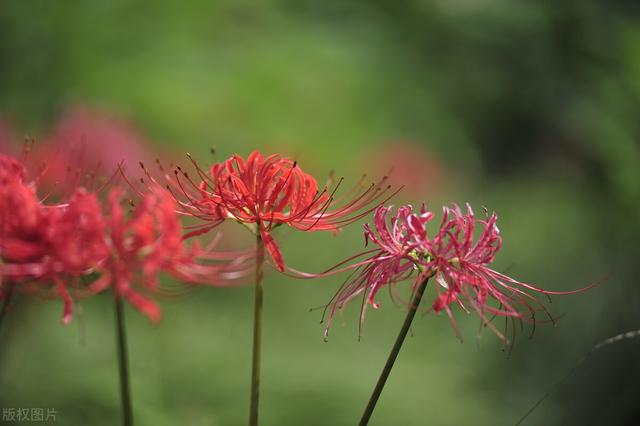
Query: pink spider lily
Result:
<box><xmin>152</xmin><ymin>150</ymin><xmax>399</xmax><ymax>272</ymax></box>
<box><xmin>317</xmin><ymin>203</ymin><xmax>587</xmax><ymax>343</ymax></box>
<box><xmin>311</xmin><ymin>205</ymin><xmax>433</xmax><ymax>336</ymax></box>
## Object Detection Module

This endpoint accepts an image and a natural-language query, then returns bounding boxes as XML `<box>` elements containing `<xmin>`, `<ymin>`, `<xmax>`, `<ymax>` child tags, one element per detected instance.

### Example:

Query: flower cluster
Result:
<box><xmin>0</xmin><ymin>109</ymin><xmax>593</xmax><ymax>426</ymax></box>
<box><xmin>2</xmin><ymin>121</ymin><xmax>587</xmax><ymax>344</ymax></box>
<box><xmin>322</xmin><ymin>203</ymin><xmax>582</xmax><ymax>342</ymax></box>
<box><xmin>0</xmin><ymin>154</ymin><xmax>252</xmax><ymax>323</ymax></box>
<box><xmin>1</xmin><ymin>143</ymin><xmax>397</xmax><ymax>324</ymax></box>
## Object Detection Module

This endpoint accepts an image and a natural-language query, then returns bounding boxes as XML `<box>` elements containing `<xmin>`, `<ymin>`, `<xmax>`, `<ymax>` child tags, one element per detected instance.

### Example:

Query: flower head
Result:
<box><xmin>37</xmin><ymin>106</ymin><xmax>153</xmax><ymax>190</ymax></box>
<box><xmin>322</xmin><ymin>203</ymin><xmax>585</xmax><ymax>342</ymax></box>
<box><xmin>86</xmin><ymin>187</ymin><xmax>253</xmax><ymax>322</ymax></box>
<box><xmin>160</xmin><ymin>150</ymin><xmax>397</xmax><ymax>272</ymax></box>
<box><xmin>1</xmin><ymin>155</ymin><xmax>115</xmax><ymax>324</ymax></box>
<box><xmin>0</xmin><ymin>179</ymin><xmax>109</xmax><ymax>323</ymax></box>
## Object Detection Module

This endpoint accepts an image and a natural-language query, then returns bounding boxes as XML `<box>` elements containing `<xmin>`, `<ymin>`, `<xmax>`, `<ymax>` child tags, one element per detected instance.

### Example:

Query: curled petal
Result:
<box><xmin>55</xmin><ymin>277</ymin><xmax>73</xmax><ymax>325</ymax></box>
<box><xmin>260</xmin><ymin>228</ymin><xmax>285</xmax><ymax>272</ymax></box>
<box><xmin>125</xmin><ymin>289</ymin><xmax>162</xmax><ymax>323</ymax></box>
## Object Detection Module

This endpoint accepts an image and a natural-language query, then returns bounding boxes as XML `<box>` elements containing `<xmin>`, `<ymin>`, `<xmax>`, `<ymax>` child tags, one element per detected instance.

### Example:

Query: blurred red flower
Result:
<box><xmin>0</xmin><ymin>171</ymin><xmax>108</xmax><ymax>323</ymax></box>
<box><xmin>366</xmin><ymin>141</ymin><xmax>445</xmax><ymax>196</ymax></box>
<box><xmin>34</xmin><ymin>106</ymin><xmax>154</xmax><ymax>191</ymax></box>
<box><xmin>1</xmin><ymin>154</ymin><xmax>252</xmax><ymax>323</ymax></box>
<box><xmin>85</xmin><ymin>187</ymin><xmax>253</xmax><ymax>322</ymax></box>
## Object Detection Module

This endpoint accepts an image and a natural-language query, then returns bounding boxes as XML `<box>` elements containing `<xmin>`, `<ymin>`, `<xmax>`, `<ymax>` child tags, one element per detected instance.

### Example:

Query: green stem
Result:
<box><xmin>114</xmin><ymin>295</ymin><xmax>133</xmax><ymax>426</ymax></box>
<box><xmin>249</xmin><ymin>233</ymin><xmax>265</xmax><ymax>426</ymax></box>
<box><xmin>0</xmin><ymin>282</ymin><xmax>15</xmax><ymax>331</ymax></box>
<box><xmin>359</xmin><ymin>277</ymin><xmax>430</xmax><ymax>426</ymax></box>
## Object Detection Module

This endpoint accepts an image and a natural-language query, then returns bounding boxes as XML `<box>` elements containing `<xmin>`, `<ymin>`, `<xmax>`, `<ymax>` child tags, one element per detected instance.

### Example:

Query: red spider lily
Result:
<box><xmin>1</xmin><ymin>155</ymin><xmax>49</xmax><ymax>279</ymax></box>
<box><xmin>0</xmin><ymin>154</ymin><xmax>54</xmax><ymax>269</ymax></box>
<box><xmin>156</xmin><ymin>150</ymin><xmax>398</xmax><ymax>272</ymax></box>
<box><xmin>1</xmin><ymin>182</ymin><xmax>109</xmax><ymax>323</ymax></box>
<box><xmin>86</xmin><ymin>187</ymin><xmax>253</xmax><ymax>322</ymax></box>
<box><xmin>313</xmin><ymin>203</ymin><xmax>587</xmax><ymax>342</ymax></box>
<box><xmin>1</xmin><ymin>154</ymin><xmax>108</xmax><ymax>272</ymax></box>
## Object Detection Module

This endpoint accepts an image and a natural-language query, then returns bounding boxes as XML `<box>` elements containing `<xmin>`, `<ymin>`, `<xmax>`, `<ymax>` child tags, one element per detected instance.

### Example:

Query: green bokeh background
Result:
<box><xmin>1</xmin><ymin>1</ymin><xmax>639</xmax><ymax>425</ymax></box>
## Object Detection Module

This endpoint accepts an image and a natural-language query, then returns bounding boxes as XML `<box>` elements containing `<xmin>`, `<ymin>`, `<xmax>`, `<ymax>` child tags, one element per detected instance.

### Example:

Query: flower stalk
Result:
<box><xmin>0</xmin><ymin>282</ymin><xmax>15</xmax><ymax>331</ymax></box>
<box><xmin>249</xmin><ymin>231</ymin><xmax>265</xmax><ymax>426</ymax></box>
<box><xmin>359</xmin><ymin>276</ymin><xmax>430</xmax><ymax>426</ymax></box>
<box><xmin>114</xmin><ymin>294</ymin><xmax>133</xmax><ymax>426</ymax></box>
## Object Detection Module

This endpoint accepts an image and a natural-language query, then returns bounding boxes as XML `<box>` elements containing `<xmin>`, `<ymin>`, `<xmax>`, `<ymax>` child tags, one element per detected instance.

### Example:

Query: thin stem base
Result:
<box><xmin>114</xmin><ymin>296</ymin><xmax>133</xmax><ymax>426</ymax></box>
<box><xmin>249</xmin><ymin>234</ymin><xmax>265</xmax><ymax>426</ymax></box>
<box><xmin>359</xmin><ymin>277</ymin><xmax>430</xmax><ymax>426</ymax></box>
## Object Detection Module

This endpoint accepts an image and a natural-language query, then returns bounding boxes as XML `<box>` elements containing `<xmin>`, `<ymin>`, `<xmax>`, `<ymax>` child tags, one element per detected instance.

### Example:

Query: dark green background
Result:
<box><xmin>1</xmin><ymin>1</ymin><xmax>639</xmax><ymax>425</ymax></box>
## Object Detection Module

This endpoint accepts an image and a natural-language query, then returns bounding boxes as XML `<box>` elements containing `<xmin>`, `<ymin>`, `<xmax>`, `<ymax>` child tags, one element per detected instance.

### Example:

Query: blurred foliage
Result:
<box><xmin>1</xmin><ymin>1</ymin><xmax>640</xmax><ymax>425</ymax></box>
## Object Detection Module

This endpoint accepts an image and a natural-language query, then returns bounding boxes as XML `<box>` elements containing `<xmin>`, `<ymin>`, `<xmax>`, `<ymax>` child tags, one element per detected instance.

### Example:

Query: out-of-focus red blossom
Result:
<box><xmin>1</xmin><ymin>154</ymin><xmax>252</xmax><ymax>324</ymax></box>
<box><xmin>86</xmin><ymin>188</ymin><xmax>253</xmax><ymax>323</ymax></box>
<box><xmin>0</xmin><ymin>161</ymin><xmax>109</xmax><ymax>323</ymax></box>
<box><xmin>35</xmin><ymin>106</ymin><xmax>153</xmax><ymax>190</ymax></box>
<box><xmin>307</xmin><ymin>203</ymin><xmax>588</xmax><ymax>342</ymax></box>
<box><xmin>0</xmin><ymin>169</ymin><xmax>42</xmax><ymax>262</ymax></box>
<box><xmin>159</xmin><ymin>150</ymin><xmax>398</xmax><ymax>272</ymax></box>
<box><xmin>366</xmin><ymin>142</ymin><xmax>445</xmax><ymax>196</ymax></box>
<box><xmin>88</xmin><ymin>188</ymin><xmax>192</xmax><ymax>322</ymax></box>
<box><xmin>0</xmin><ymin>155</ymin><xmax>46</xmax><ymax>267</ymax></box>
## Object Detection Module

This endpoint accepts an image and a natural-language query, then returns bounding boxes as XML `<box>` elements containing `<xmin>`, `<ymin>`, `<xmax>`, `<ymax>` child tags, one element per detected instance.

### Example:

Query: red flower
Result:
<box><xmin>36</xmin><ymin>106</ymin><xmax>154</xmax><ymax>191</ymax></box>
<box><xmin>319</xmin><ymin>203</ymin><xmax>587</xmax><ymax>342</ymax></box>
<box><xmin>2</xmin><ymin>154</ymin><xmax>251</xmax><ymax>323</ymax></box>
<box><xmin>0</xmin><ymin>173</ymin><xmax>109</xmax><ymax>323</ymax></box>
<box><xmin>86</xmin><ymin>187</ymin><xmax>252</xmax><ymax>322</ymax></box>
<box><xmin>164</xmin><ymin>150</ymin><xmax>397</xmax><ymax>271</ymax></box>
